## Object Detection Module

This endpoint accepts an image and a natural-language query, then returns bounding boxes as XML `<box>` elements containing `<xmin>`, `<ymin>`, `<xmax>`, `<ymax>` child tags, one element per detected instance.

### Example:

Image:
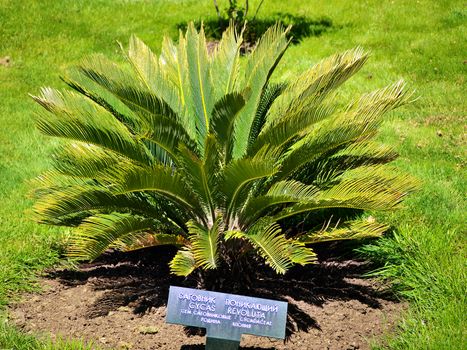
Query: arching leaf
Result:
<box><xmin>112</xmin><ymin>164</ymin><xmax>206</xmax><ymax>220</ymax></box>
<box><xmin>185</xmin><ymin>24</ymin><xmax>215</xmax><ymax>144</ymax></box>
<box><xmin>68</xmin><ymin>213</ymin><xmax>155</xmax><ymax>260</ymax></box>
<box><xmin>177</xmin><ymin>135</ymin><xmax>220</xmax><ymax>215</ymax></box>
<box><xmin>210</xmin><ymin>92</ymin><xmax>245</xmax><ymax>163</ymax></box>
<box><xmin>230</xmin><ymin>222</ymin><xmax>292</xmax><ymax>274</ymax></box>
<box><xmin>220</xmin><ymin>157</ymin><xmax>278</xmax><ymax>220</ymax></box>
<box><xmin>277</xmin><ymin>81</ymin><xmax>411</xmax><ymax>180</ymax></box>
<box><xmin>188</xmin><ymin>216</ymin><xmax>223</xmax><ymax>270</ymax></box>
<box><xmin>170</xmin><ymin>248</ymin><xmax>196</xmax><ymax>276</ymax></box>
<box><xmin>233</xmin><ymin>24</ymin><xmax>291</xmax><ymax>159</ymax></box>
<box><xmin>298</xmin><ymin>218</ymin><xmax>389</xmax><ymax>243</ymax></box>
<box><xmin>240</xmin><ymin>180</ymin><xmax>320</xmax><ymax>227</ymax></box>
<box><xmin>274</xmin><ymin>165</ymin><xmax>418</xmax><ymax>221</ymax></box>
<box><xmin>210</xmin><ymin>24</ymin><xmax>243</xmax><ymax>99</ymax></box>
<box><xmin>33</xmin><ymin>89</ymin><xmax>152</xmax><ymax>165</ymax></box>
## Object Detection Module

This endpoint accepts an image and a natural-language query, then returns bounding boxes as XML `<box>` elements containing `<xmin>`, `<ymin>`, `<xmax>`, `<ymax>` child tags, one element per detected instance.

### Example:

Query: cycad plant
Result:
<box><xmin>32</xmin><ymin>24</ymin><xmax>416</xmax><ymax>285</ymax></box>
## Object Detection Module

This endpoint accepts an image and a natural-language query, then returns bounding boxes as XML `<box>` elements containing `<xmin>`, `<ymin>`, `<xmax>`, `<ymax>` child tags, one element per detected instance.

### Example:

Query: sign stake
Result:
<box><xmin>206</xmin><ymin>337</ymin><xmax>240</xmax><ymax>350</ymax></box>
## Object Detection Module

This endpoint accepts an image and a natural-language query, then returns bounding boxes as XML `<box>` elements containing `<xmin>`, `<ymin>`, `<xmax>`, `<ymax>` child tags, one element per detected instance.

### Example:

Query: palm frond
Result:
<box><xmin>63</xmin><ymin>70</ymin><xmax>142</xmax><ymax>134</ymax></box>
<box><xmin>220</xmin><ymin>157</ymin><xmax>278</xmax><ymax>222</ymax></box>
<box><xmin>210</xmin><ymin>92</ymin><xmax>245</xmax><ymax>163</ymax></box>
<box><xmin>297</xmin><ymin>141</ymin><xmax>399</xmax><ymax>186</ymax></box>
<box><xmin>177</xmin><ymin>135</ymin><xmax>220</xmax><ymax>216</ymax></box>
<box><xmin>32</xmin><ymin>183</ymin><xmax>159</xmax><ymax>225</ymax></box>
<box><xmin>240</xmin><ymin>180</ymin><xmax>320</xmax><ymax>227</ymax></box>
<box><xmin>33</xmin><ymin>88</ymin><xmax>152</xmax><ymax>165</ymax></box>
<box><xmin>138</xmin><ymin>111</ymin><xmax>199</xmax><ymax>161</ymax></box>
<box><xmin>287</xmin><ymin>242</ymin><xmax>317</xmax><ymax>265</ymax></box>
<box><xmin>274</xmin><ymin>165</ymin><xmax>418</xmax><ymax>221</ymax></box>
<box><xmin>67</xmin><ymin>213</ymin><xmax>155</xmax><ymax>260</ymax></box>
<box><xmin>185</xmin><ymin>24</ymin><xmax>215</xmax><ymax>144</ymax></box>
<box><xmin>127</xmin><ymin>35</ymin><xmax>183</xmax><ymax>115</ymax></box>
<box><xmin>317</xmin><ymin>165</ymin><xmax>418</xmax><ymax>208</ymax></box>
<box><xmin>115</xmin><ymin>232</ymin><xmax>188</xmax><ymax>251</ymax></box>
<box><xmin>298</xmin><ymin>218</ymin><xmax>389</xmax><ymax>243</ymax></box>
<box><xmin>170</xmin><ymin>248</ymin><xmax>196</xmax><ymax>276</ymax></box>
<box><xmin>78</xmin><ymin>55</ymin><xmax>180</xmax><ymax>124</ymax></box>
<box><xmin>51</xmin><ymin>142</ymin><xmax>130</xmax><ymax>179</ymax></box>
<box><xmin>112</xmin><ymin>164</ymin><xmax>206</xmax><ymax>221</ymax></box>
<box><xmin>233</xmin><ymin>24</ymin><xmax>291</xmax><ymax>159</ymax></box>
<box><xmin>157</xmin><ymin>33</ymin><xmax>200</xmax><ymax>140</ymax></box>
<box><xmin>159</xmin><ymin>34</ymin><xmax>188</xmax><ymax>106</ymax></box>
<box><xmin>230</xmin><ymin>221</ymin><xmax>292</xmax><ymax>274</ymax></box>
<box><xmin>277</xmin><ymin>81</ymin><xmax>411</xmax><ymax>180</ymax></box>
<box><xmin>249</xmin><ymin>101</ymin><xmax>334</xmax><ymax>157</ymax></box>
<box><xmin>210</xmin><ymin>24</ymin><xmax>243</xmax><ymax>99</ymax></box>
<box><xmin>188</xmin><ymin>216</ymin><xmax>223</xmax><ymax>270</ymax></box>
<box><xmin>247</xmin><ymin>82</ymin><xmax>286</xmax><ymax>152</ymax></box>
<box><xmin>266</xmin><ymin>47</ymin><xmax>369</xmax><ymax>128</ymax></box>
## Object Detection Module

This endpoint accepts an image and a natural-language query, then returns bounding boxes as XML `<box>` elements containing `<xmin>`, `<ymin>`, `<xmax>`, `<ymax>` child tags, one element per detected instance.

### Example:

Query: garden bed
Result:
<box><xmin>9</xmin><ymin>246</ymin><xmax>404</xmax><ymax>350</ymax></box>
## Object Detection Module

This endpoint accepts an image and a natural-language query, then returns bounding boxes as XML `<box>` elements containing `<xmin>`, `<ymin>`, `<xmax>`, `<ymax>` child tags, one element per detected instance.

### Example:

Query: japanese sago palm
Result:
<box><xmin>32</xmin><ymin>24</ymin><xmax>416</xmax><ymax>280</ymax></box>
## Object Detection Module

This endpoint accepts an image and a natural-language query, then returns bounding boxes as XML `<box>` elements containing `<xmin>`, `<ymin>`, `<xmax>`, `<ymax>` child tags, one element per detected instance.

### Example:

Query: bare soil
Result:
<box><xmin>9</xmin><ymin>246</ymin><xmax>404</xmax><ymax>350</ymax></box>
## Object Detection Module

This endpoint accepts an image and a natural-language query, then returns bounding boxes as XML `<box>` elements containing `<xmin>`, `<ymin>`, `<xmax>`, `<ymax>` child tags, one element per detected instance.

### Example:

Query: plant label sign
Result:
<box><xmin>166</xmin><ymin>286</ymin><xmax>287</xmax><ymax>349</ymax></box>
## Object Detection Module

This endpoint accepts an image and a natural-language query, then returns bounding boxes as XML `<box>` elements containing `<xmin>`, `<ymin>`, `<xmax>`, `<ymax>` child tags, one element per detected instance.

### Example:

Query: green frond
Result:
<box><xmin>318</xmin><ymin>165</ymin><xmax>418</xmax><ymax>208</ymax></box>
<box><xmin>298</xmin><ymin>140</ymin><xmax>399</xmax><ymax>186</ymax></box>
<box><xmin>347</xmin><ymin>79</ymin><xmax>412</xmax><ymax>116</ymax></box>
<box><xmin>274</xmin><ymin>165</ymin><xmax>418</xmax><ymax>221</ymax></box>
<box><xmin>63</xmin><ymin>70</ymin><xmax>143</xmax><ymax>134</ymax></box>
<box><xmin>233</xmin><ymin>24</ymin><xmax>291</xmax><ymax>159</ymax></box>
<box><xmin>67</xmin><ymin>213</ymin><xmax>155</xmax><ymax>260</ymax></box>
<box><xmin>277</xmin><ymin>81</ymin><xmax>411</xmax><ymax>180</ymax></box>
<box><xmin>159</xmin><ymin>35</ymin><xmax>183</xmax><ymax>92</ymax></box>
<box><xmin>336</xmin><ymin>140</ymin><xmax>398</xmax><ymax>160</ymax></box>
<box><xmin>51</xmin><ymin>142</ymin><xmax>130</xmax><ymax>179</ymax></box>
<box><xmin>185</xmin><ymin>24</ymin><xmax>215</xmax><ymax>143</ymax></box>
<box><xmin>170</xmin><ymin>248</ymin><xmax>196</xmax><ymax>276</ymax></box>
<box><xmin>177</xmin><ymin>135</ymin><xmax>220</xmax><ymax>215</ymax></box>
<box><xmin>220</xmin><ymin>157</ymin><xmax>278</xmax><ymax>220</ymax></box>
<box><xmin>30</xmin><ymin>170</ymin><xmax>85</xmax><ymax>196</ymax></box>
<box><xmin>78</xmin><ymin>55</ymin><xmax>181</xmax><ymax>124</ymax></box>
<box><xmin>250</xmin><ymin>102</ymin><xmax>334</xmax><ymax>157</ymax></box>
<box><xmin>127</xmin><ymin>35</ymin><xmax>184</xmax><ymax>115</ymax></box>
<box><xmin>112</xmin><ymin>164</ymin><xmax>206</xmax><ymax>220</ymax></box>
<box><xmin>210</xmin><ymin>24</ymin><xmax>243</xmax><ymax>99</ymax></box>
<box><xmin>210</xmin><ymin>92</ymin><xmax>246</xmax><ymax>163</ymax></box>
<box><xmin>188</xmin><ymin>216</ymin><xmax>223</xmax><ymax>270</ymax></box>
<box><xmin>159</xmin><ymin>34</ymin><xmax>189</xmax><ymax>108</ymax></box>
<box><xmin>266</xmin><ymin>180</ymin><xmax>320</xmax><ymax>198</ymax></box>
<box><xmin>240</xmin><ymin>180</ymin><xmax>320</xmax><ymax>227</ymax></box>
<box><xmin>238</xmin><ymin>221</ymin><xmax>293</xmax><ymax>274</ymax></box>
<box><xmin>127</xmin><ymin>35</ymin><xmax>160</xmax><ymax>92</ymax></box>
<box><xmin>33</xmin><ymin>88</ymin><xmax>152</xmax><ymax>165</ymax></box>
<box><xmin>266</xmin><ymin>47</ymin><xmax>369</xmax><ymax>128</ymax></box>
<box><xmin>247</xmin><ymin>82</ymin><xmax>286</xmax><ymax>151</ymax></box>
<box><xmin>298</xmin><ymin>218</ymin><xmax>389</xmax><ymax>243</ymax></box>
<box><xmin>32</xmin><ymin>183</ymin><xmax>159</xmax><ymax>225</ymax></box>
<box><xmin>287</xmin><ymin>242</ymin><xmax>317</xmax><ymax>265</ymax></box>
<box><xmin>138</xmin><ymin>111</ymin><xmax>199</xmax><ymax>162</ymax></box>
<box><xmin>115</xmin><ymin>232</ymin><xmax>188</xmax><ymax>252</ymax></box>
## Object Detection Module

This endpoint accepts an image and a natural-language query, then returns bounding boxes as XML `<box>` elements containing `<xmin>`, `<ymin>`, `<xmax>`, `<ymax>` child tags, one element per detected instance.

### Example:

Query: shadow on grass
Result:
<box><xmin>48</xmin><ymin>240</ymin><xmax>395</xmax><ymax>348</ymax></box>
<box><xmin>176</xmin><ymin>13</ymin><xmax>334</xmax><ymax>46</ymax></box>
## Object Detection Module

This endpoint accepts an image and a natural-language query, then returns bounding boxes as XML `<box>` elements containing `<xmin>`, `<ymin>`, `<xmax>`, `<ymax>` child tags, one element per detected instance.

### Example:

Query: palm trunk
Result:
<box><xmin>197</xmin><ymin>240</ymin><xmax>257</xmax><ymax>293</ymax></box>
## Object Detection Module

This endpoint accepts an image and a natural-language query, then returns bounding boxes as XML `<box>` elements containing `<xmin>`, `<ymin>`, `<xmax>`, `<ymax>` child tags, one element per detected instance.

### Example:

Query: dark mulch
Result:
<box><xmin>9</xmin><ymin>244</ymin><xmax>403</xmax><ymax>350</ymax></box>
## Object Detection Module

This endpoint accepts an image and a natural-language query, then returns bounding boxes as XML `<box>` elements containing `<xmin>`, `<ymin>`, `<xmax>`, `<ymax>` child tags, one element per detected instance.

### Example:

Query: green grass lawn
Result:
<box><xmin>0</xmin><ymin>0</ymin><xmax>465</xmax><ymax>348</ymax></box>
